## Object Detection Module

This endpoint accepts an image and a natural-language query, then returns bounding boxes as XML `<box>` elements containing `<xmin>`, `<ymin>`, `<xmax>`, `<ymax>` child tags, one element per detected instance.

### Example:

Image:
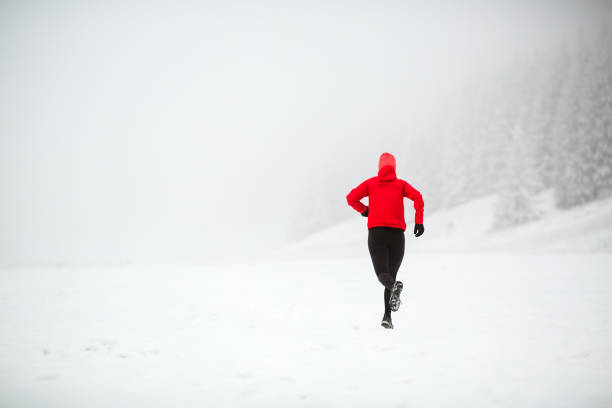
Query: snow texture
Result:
<box><xmin>1</xmin><ymin>2</ymin><xmax>611</xmax><ymax>406</ymax></box>
<box><xmin>1</xmin><ymin>195</ymin><xmax>611</xmax><ymax>407</ymax></box>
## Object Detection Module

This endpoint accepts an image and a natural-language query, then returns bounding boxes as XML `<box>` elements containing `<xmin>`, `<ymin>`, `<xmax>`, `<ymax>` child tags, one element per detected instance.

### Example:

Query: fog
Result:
<box><xmin>1</xmin><ymin>1</ymin><xmax>610</xmax><ymax>265</ymax></box>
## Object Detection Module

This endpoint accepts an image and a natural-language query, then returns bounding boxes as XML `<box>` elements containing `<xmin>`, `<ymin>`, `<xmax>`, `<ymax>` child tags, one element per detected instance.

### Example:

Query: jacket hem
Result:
<box><xmin>367</xmin><ymin>222</ymin><xmax>406</xmax><ymax>231</ymax></box>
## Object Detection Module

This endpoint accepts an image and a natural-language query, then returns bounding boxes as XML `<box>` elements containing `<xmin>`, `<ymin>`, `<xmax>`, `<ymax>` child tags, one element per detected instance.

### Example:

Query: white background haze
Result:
<box><xmin>3</xmin><ymin>1</ymin><xmax>610</xmax><ymax>265</ymax></box>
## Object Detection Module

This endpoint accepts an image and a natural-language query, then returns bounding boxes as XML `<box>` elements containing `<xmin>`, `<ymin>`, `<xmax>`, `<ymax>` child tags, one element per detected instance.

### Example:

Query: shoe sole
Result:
<box><xmin>381</xmin><ymin>320</ymin><xmax>393</xmax><ymax>329</ymax></box>
<box><xmin>390</xmin><ymin>281</ymin><xmax>403</xmax><ymax>312</ymax></box>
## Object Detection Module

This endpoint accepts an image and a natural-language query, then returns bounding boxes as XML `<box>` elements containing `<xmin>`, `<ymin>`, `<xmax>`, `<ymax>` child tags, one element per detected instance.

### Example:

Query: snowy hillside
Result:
<box><xmin>272</xmin><ymin>191</ymin><xmax>612</xmax><ymax>261</ymax></box>
<box><xmin>1</xmin><ymin>195</ymin><xmax>611</xmax><ymax>407</ymax></box>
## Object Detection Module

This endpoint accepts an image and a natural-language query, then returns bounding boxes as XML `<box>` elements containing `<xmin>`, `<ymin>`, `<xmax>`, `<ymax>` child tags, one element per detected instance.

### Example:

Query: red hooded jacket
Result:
<box><xmin>346</xmin><ymin>165</ymin><xmax>424</xmax><ymax>230</ymax></box>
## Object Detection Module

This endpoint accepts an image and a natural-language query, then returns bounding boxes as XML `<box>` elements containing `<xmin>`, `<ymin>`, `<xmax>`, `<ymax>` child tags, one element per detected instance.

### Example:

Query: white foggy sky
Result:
<box><xmin>0</xmin><ymin>0</ymin><xmax>605</xmax><ymax>265</ymax></box>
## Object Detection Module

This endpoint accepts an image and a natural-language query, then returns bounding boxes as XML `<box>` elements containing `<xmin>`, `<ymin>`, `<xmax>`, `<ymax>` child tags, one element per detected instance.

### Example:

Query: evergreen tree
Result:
<box><xmin>493</xmin><ymin>122</ymin><xmax>542</xmax><ymax>229</ymax></box>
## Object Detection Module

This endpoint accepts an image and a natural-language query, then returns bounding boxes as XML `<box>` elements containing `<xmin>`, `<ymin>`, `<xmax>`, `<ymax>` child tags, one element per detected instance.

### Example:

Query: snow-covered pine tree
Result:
<box><xmin>553</xmin><ymin>30</ymin><xmax>612</xmax><ymax>208</ymax></box>
<box><xmin>591</xmin><ymin>29</ymin><xmax>612</xmax><ymax>198</ymax></box>
<box><xmin>492</xmin><ymin>120</ymin><xmax>542</xmax><ymax>230</ymax></box>
<box><xmin>536</xmin><ymin>43</ymin><xmax>571</xmax><ymax>189</ymax></box>
<box><xmin>552</xmin><ymin>38</ymin><xmax>583</xmax><ymax>208</ymax></box>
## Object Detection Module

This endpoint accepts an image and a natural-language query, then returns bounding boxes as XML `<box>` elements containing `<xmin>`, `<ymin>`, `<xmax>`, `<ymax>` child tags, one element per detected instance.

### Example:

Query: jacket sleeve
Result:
<box><xmin>346</xmin><ymin>179</ymin><xmax>369</xmax><ymax>214</ymax></box>
<box><xmin>403</xmin><ymin>181</ymin><xmax>424</xmax><ymax>224</ymax></box>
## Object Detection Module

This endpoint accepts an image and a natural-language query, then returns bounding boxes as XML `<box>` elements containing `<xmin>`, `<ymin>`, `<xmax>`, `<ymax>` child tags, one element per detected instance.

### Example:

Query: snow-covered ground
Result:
<box><xmin>1</xmin><ymin>195</ymin><xmax>612</xmax><ymax>407</ymax></box>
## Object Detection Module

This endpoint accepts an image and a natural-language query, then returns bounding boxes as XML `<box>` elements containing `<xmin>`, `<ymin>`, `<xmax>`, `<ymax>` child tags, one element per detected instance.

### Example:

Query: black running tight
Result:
<box><xmin>367</xmin><ymin>226</ymin><xmax>405</xmax><ymax>314</ymax></box>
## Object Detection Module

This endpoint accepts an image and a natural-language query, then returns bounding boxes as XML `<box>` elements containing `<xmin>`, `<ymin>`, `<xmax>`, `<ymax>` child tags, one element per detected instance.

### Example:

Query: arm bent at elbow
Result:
<box><xmin>403</xmin><ymin>181</ymin><xmax>424</xmax><ymax>227</ymax></box>
<box><xmin>346</xmin><ymin>180</ymin><xmax>369</xmax><ymax>215</ymax></box>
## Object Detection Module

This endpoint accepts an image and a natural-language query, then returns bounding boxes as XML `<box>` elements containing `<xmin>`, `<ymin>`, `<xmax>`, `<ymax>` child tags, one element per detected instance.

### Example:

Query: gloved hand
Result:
<box><xmin>361</xmin><ymin>206</ymin><xmax>369</xmax><ymax>217</ymax></box>
<box><xmin>414</xmin><ymin>224</ymin><xmax>424</xmax><ymax>237</ymax></box>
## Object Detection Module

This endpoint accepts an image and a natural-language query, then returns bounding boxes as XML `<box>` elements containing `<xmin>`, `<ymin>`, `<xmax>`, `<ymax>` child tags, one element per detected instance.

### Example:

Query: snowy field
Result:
<box><xmin>3</xmin><ymin>1</ymin><xmax>612</xmax><ymax>406</ymax></box>
<box><xmin>2</xmin><ymin>195</ymin><xmax>612</xmax><ymax>407</ymax></box>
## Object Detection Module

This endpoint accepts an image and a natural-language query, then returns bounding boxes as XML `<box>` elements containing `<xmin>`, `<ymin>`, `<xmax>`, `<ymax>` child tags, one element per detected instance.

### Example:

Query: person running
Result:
<box><xmin>346</xmin><ymin>152</ymin><xmax>425</xmax><ymax>329</ymax></box>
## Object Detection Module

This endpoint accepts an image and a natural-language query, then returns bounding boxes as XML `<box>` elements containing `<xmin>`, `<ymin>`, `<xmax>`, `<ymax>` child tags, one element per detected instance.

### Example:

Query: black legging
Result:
<box><xmin>367</xmin><ymin>226</ymin><xmax>405</xmax><ymax>314</ymax></box>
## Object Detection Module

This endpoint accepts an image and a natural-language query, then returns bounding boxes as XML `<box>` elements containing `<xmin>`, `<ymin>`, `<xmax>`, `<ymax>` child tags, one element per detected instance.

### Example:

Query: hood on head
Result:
<box><xmin>378</xmin><ymin>152</ymin><xmax>396</xmax><ymax>171</ymax></box>
<box><xmin>378</xmin><ymin>164</ymin><xmax>397</xmax><ymax>181</ymax></box>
